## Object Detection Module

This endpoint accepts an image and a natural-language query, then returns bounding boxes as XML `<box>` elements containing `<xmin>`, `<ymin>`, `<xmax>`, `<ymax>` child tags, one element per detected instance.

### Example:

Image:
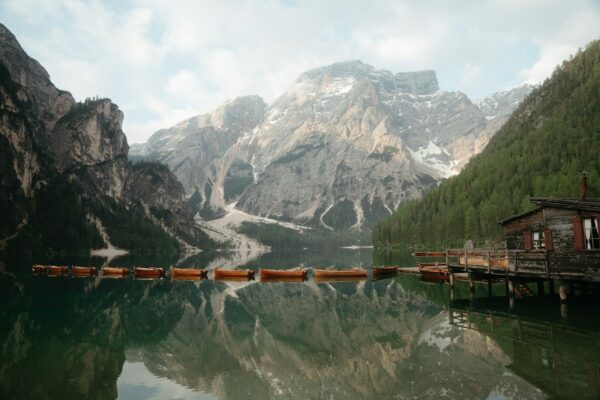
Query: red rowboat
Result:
<box><xmin>418</xmin><ymin>263</ymin><xmax>449</xmax><ymax>282</ymax></box>
<box><xmin>32</xmin><ymin>264</ymin><xmax>48</xmax><ymax>274</ymax></box>
<box><xmin>72</xmin><ymin>266</ymin><xmax>97</xmax><ymax>277</ymax></box>
<box><xmin>171</xmin><ymin>267</ymin><xmax>208</xmax><ymax>280</ymax></box>
<box><xmin>313</xmin><ymin>268</ymin><xmax>367</xmax><ymax>282</ymax></box>
<box><xmin>102</xmin><ymin>267</ymin><xmax>130</xmax><ymax>277</ymax></box>
<box><xmin>260</xmin><ymin>269</ymin><xmax>307</xmax><ymax>282</ymax></box>
<box><xmin>134</xmin><ymin>267</ymin><xmax>165</xmax><ymax>279</ymax></box>
<box><xmin>213</xmin><ymin>268</ymin><xmax>255</xmax><ymax>281</ymax></box>
<box><xmin>47</xmin><ymin>265</ymin><xmax>69</xmax><ymax>275</ymax></box>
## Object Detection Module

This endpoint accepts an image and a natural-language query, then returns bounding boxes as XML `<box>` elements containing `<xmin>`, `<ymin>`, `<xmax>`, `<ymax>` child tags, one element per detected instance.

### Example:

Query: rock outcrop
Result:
<box><xmin>125</xmin><ymin>161</ymin><xmax>203</xmax><ymax>245</ymax></box>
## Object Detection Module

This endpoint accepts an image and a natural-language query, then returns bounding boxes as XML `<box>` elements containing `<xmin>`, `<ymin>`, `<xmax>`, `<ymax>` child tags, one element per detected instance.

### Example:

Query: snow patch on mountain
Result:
<box><xmin>408</xmin><ymin>141</ymin><xmax>458</xmax><ymax>178</ymax></box>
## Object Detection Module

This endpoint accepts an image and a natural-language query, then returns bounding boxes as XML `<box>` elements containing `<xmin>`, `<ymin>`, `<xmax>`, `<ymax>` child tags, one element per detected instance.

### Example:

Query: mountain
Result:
<box><xmin>0</xmin><ymin>24</ymin><xmax>211</xmax><ymax>257</ymax></box>
<box><xmin>373</xmin><ymin>40</ymin><xmax>600</xmax><ymax>247</ymax></box>
<box><xmin>132</xmin><ymin>61</ymin><xmax>532</xmax><ymax>230</ymax></box>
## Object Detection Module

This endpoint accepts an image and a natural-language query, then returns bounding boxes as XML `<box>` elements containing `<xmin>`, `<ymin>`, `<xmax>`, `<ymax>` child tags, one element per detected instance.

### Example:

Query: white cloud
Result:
<box><xmin>2</xmin><ymin>0</ymin><xmax>599</xmax><ymax>143</ymax></box>
<box><xmin>519</xmin><ymin>8</ymin><xmax>600</xmax><ymax>84</ymax></box>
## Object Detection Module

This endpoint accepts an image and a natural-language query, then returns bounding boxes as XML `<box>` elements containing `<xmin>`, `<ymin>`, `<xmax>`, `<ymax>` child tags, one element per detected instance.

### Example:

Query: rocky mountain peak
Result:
<box><xmin>476</xmin><ymin>83</ymin><xmax>537</xmax><ymax>119</ymax></box>
<box><xmin>0</xmin><ymin>23</ymin><xmax>74</xmax><ymax>132</ymax></box>
<box><xmin>48</xmin><ymin>98</ymin><xmax>129</xmax><ymax>200</ymax></box>
<box><xmin>294</xmin><ymin>60</ymin><xmax>439</xmax><ymax>97</ymax></box>
<box><xmin>209</xmin><ymin>95</ymin><xmax>266</xmax><ymax>131</ymax></box>
<box><xmin>50</xmin><ymin>98</ymin><xmax>128</xmax><ymax>172</ymax></box>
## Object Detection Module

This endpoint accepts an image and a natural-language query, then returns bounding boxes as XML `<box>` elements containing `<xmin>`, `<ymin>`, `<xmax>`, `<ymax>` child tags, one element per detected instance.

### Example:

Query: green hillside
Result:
<box><xmin>374</xmin><ymin>40</ymin><xmax>600</xmax><ymax>248</ymax></box>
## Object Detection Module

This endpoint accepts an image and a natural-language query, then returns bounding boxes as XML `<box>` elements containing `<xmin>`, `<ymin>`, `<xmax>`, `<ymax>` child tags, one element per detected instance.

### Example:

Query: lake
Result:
<box><xmin>1</xmin><ymin>248</ymin><xmax>599</xmax><ymax>399</ymax></box>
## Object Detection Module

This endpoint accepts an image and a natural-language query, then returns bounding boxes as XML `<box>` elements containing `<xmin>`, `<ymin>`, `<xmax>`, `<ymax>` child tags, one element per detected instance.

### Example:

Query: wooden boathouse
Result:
<box><xmin>442</xmin><ymin>177</ymin><xmax>600</xmax><ymax>308</ymax></box>
<box><xmin>499</xmin><ymin>197</ymin><xmax>600</xmax><ymax>281</ymax></box>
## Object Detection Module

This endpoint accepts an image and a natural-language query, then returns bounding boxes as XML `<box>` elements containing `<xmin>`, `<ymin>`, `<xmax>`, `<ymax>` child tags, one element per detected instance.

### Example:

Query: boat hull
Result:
<box><xmin>32</xmin><ymin>265</ymin><xmax>48</xmax><ymax>274</ymax></box>
<box><xmin>213</xmin><ymin>269</ymin><xmax>255</xmax><ymax>281</ymax></box>
<box><xmin>72</xmin><ymin>267</ymin><xmax>97</xmax><ymax>277</ymax></box>
<box><xmin>171</xmin><ymin>268</ymin><xmax>208</xmax><ymax>279</ymax></box>
<box><xmin>372</xmin><ymin>267</ymin><xmax>399</xmax><ymax>275</ymax></box>
<box><xmin>48</xmin><ymin>266</ymin><xmax>69</xmax><ymax>275</ymax></box>
<box><xmin>102</xmin><ymin>267</ymin><xmax>130</xmax><ymax>277</ymax></box>
<box><xmin>313</xmin><ymin>269</ymin><xmax>367</xmax><ymax>282</ymax></box>
<box><xmin>134</xmin><ymin>267</ymin><xmax>165</xmax><ymax>279</ymax></box>
<box><xmin>418</xmin><ymin>265</ymin><xmax>449</xmax><ymax>282</ymax></box>
<box><xmin>260</xmin><ymin>269</ymin><xmax>307</xmax><ymax>282</ymax></box>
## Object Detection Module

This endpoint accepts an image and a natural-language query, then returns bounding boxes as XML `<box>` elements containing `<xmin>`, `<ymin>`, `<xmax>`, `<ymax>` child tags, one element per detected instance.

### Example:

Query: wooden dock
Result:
<box><xmin>414</xmin><ymin>247</ymin><xmax>600</xmax><ymax>312</ymax></box>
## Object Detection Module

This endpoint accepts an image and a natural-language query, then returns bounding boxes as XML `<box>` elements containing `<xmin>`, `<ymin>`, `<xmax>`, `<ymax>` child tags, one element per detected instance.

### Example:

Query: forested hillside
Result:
<box><xmin>373</xmin><ymin>40</ymin><xmax>600</xmax><ymax>248</ymax></box>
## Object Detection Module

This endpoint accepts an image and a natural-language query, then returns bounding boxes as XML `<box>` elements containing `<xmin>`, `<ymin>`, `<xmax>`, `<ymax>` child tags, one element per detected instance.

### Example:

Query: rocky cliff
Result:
<box><xmin>132</xmin><ymin>61</ymin><xmax>532</xmax><ymax>230</ymax></box>
<box><xmin>0</xmin><ymin>24</ymin><xmax>209</xmax><ymax>255</ymax></box>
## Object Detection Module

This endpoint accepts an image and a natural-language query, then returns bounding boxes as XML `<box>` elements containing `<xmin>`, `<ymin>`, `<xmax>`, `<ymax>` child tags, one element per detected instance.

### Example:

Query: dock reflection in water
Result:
<box><xmin>450</xmin><ymin>295</ymin><xmax>600</xmax><ymax>400</ymax></box>
<box><xmin>0</xmin><ymin>250</ymin><xmax>598</xmax><ymax>399</ymax></box>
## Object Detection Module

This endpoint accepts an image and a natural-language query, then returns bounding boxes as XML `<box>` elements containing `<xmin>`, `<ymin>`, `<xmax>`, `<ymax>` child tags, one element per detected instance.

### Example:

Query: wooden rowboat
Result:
<box><xmin>72</xmin><ymin>266</ymin><xmax>97</xmax><ymax>276</ymax></box>
<box><xmin>371</xmin><ymin>266</ymin><xmax>399</xmax><ymax>281</ymax></box>
<box><xmin>32</xmin><ymin>264</ymin><xmax>48</xmax><ymax>274</ymax></box>
<box><xmin>134</xmin><ymin>267</ymin><xmax>165</xmax><ymax>279</ymax></box>
<box><xmin>418</xmin><ymin>264</ymin><xmax>449</xmax><ymax>282</ymax></box>
<box><xmin>372</xmin><ymin>266</ymin><xmax>399</xmax><ymax>275</ymax></box>
<box><xmin>314</xmin><ymin>269</ymin><xmax>367</xmax><ymax>282</ymax></box>
<box><xmin>213</xmin><ymin>268</ymin><xmax>256</xmax><ymax>281</ymax></box>
<box><xmin>260</xmin><ymin>269</ymin><xmax>307</xmax><ymax>281</ymax></box>
<box><xmin>102</xmin><ymin>267</ymin><xmax>130</xmax><ymax>276</ymax></box>
<box><xmin>47</xmin><ymin>265</ymin><xmax>69</xmax><ymax>275</ymax></box>
<box><xmin>171</xmin><ymin>267</ymin><xmax>208</xmax><ymax>280</ymax></box>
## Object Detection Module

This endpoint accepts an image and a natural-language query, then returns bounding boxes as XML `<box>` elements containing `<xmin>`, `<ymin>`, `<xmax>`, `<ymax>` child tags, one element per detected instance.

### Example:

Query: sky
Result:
<box><xmin>2</xmin><ymin>0</ymin><xmax>599</xmax><ymax>144</ymax></box>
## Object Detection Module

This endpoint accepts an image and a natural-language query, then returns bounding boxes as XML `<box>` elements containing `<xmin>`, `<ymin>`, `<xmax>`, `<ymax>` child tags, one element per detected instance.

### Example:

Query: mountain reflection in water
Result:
<box><xmin>0</xmin><ymin>250</ymin><xmax>598</xmax><ymax>399</ymax></box>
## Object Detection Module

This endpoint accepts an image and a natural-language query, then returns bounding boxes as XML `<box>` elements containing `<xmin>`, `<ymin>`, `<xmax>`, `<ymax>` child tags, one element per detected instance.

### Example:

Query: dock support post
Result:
<box><xmin>559</xmin><ymin>280</ymin><xmax>568</xmax><ymax>320</ymax></box>
<box><xmin>508</xmin><ymin>279</ymin><xmax>515</xmax><ymax>311</ymax></box>
<box><xmin>487</xmin><ymin>279</ymin><xmax>493</xmax><ymax>298</ymax></box>
<box><xmin>537</xmin><ymin>280</ymin><xmax>544</xmax><ymax>296</ymax></box>
<box><xmin>449</xmin><ymin>270</ymin><xmax>455</xmax><ymax>300</ymax></box>
<box><xmin>561</xmin><ymin>303</ymin><xmax>568</xmax><ymax>320</ymax></box>
<box><xmin>468</xmin><ymin>273</ymin><xmax>475</xmax><ymax>301</ymax></box>
<box><xmin>559</xmin><ymin>280</ymin><xmax>568</xmax><ymax>304</ymax></box>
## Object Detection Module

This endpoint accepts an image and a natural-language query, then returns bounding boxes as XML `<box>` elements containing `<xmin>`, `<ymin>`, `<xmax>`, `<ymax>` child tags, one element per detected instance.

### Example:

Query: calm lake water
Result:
<box><xmin>1</xmin><ymin>248</ymin><xmax>599</xmax><ymax>399</ymax></box>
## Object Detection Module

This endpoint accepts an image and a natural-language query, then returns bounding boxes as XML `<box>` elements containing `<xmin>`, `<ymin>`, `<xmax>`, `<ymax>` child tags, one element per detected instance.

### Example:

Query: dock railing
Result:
<box><xmin>413</xmin><ymin>249</ymin><xmax>509</xmax><ymax>275</ymax></box>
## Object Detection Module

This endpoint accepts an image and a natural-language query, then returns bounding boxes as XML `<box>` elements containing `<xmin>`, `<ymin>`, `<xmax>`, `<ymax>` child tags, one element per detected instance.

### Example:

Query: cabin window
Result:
<box><xmin>532</xmin><ymin>231</ymin><xmax>545</xmax><ymax>249</ymax></box>
<box><xmin>583</xmin><ymin>218</ymin><xmax>599</xmax><ymax>249</ymax></box>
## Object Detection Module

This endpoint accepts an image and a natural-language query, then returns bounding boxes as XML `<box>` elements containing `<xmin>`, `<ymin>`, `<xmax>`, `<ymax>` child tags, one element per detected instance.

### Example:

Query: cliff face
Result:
<box><xmin>131</xmin><ymin>95</ymin><xmax>267</xmax><ymax>219</ymax></box>
<box><xmin>0</xmin><ymin>24</ymin><xmax>208</xmax><ymax>253</ymax></box>
<box><xmin>125</xmin><ymin>161</ymin><xmax>203</xmax><ymax>246</ymax></box>
<box><xmin>50</xmin><ymin>99</ymin><xmax>129</xmax><ymax>200</ymax></box>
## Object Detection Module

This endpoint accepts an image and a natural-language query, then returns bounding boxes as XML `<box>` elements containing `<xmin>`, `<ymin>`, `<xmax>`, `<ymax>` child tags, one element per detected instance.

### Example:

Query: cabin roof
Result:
<box><xmin>499</xmin><ymin>197</ymin><xmax>600</xmax><ymax>226</ymax></box>
<box><xmin>498</xmin><ymin>207</ymin><xmax>542</xmax><ymax>226</ymax></box>
<box><xmin>529</xmin><ymin>197</ymin><xmax>600</xmax><ymax>212</ymax></box>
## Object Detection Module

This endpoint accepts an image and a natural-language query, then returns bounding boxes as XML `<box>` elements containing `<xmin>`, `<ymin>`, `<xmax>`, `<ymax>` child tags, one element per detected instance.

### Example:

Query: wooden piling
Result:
<box><xmin>559</xmin><ymin>281</ymin><xmax>568</xmax><ymax>304</ymax></box>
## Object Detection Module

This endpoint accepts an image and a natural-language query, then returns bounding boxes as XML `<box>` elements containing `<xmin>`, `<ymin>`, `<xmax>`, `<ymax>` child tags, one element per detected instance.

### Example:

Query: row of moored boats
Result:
<box><xmin>31</xmin><ymin>265</ymin><xmax>403</xmax><ymax>282</ymax></box>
